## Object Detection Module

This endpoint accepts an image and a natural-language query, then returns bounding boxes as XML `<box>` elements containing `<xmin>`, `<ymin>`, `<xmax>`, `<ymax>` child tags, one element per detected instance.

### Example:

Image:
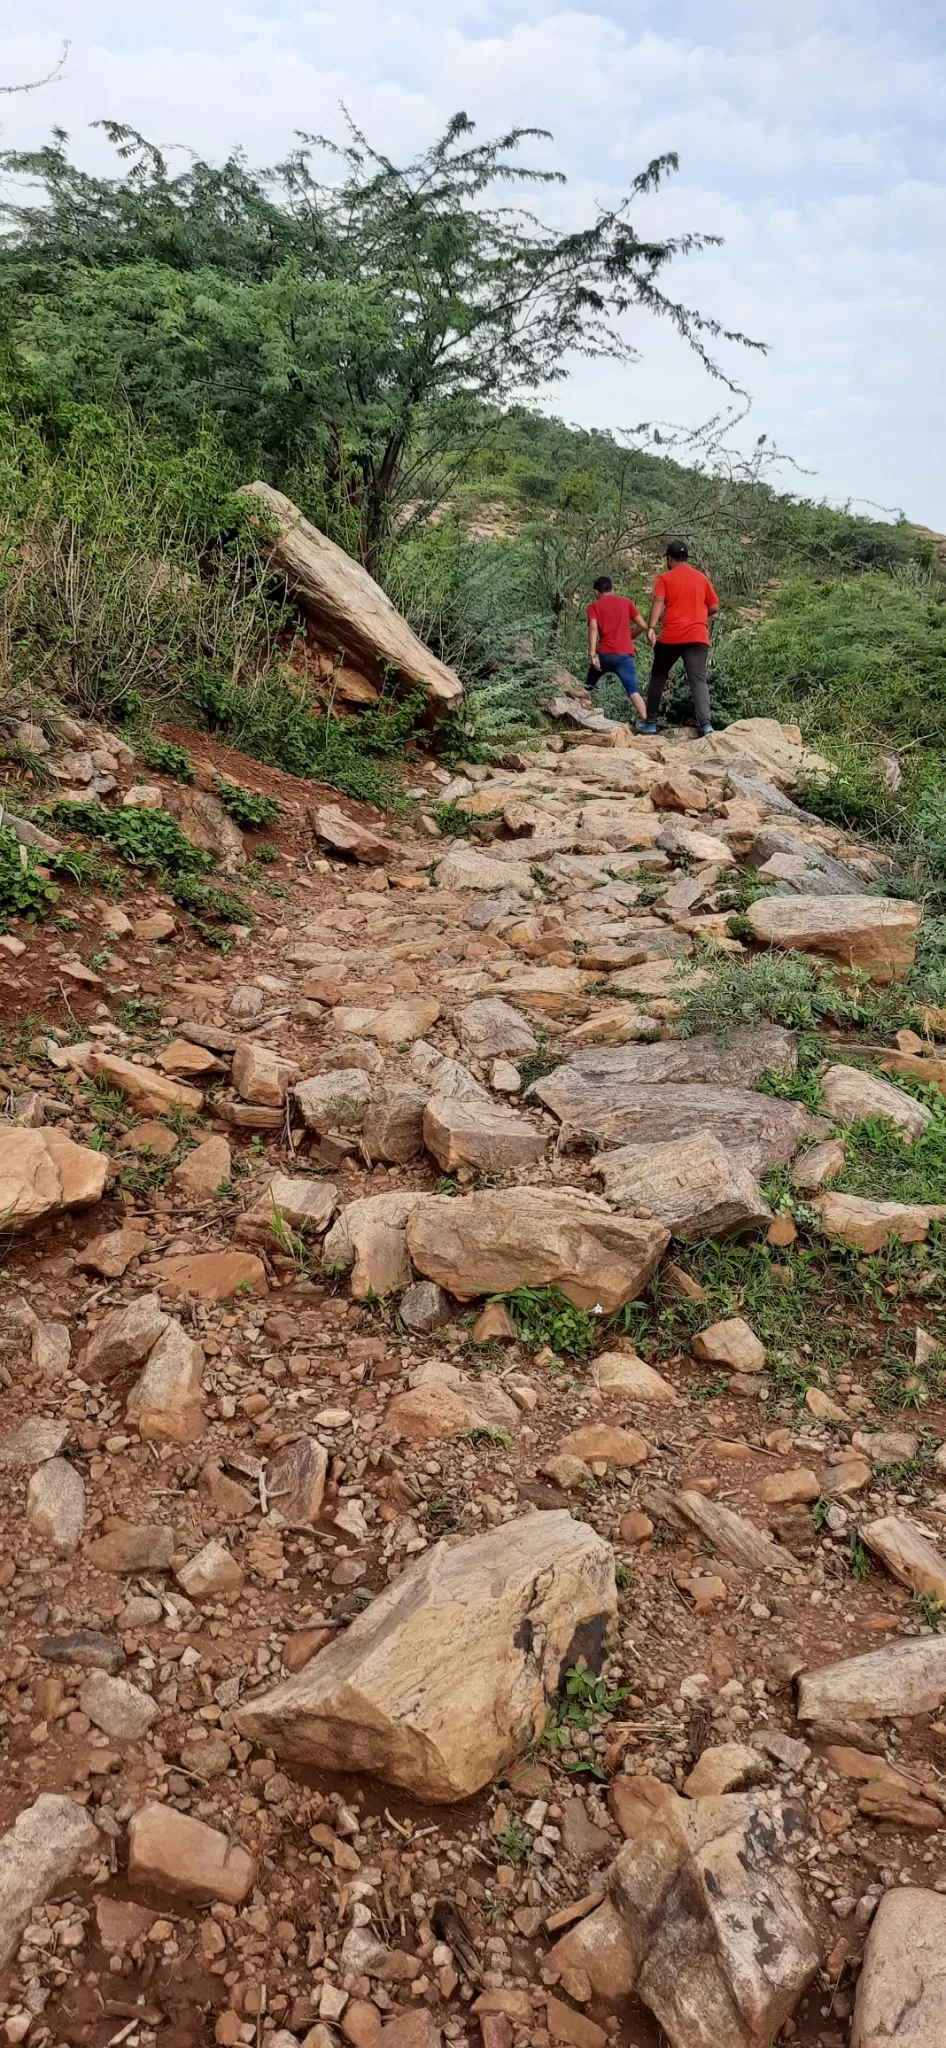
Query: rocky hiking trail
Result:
<box><xmin>3</xmin><ymin>710</ymin><xmax>946</xmax><ymax>2048</ymax></box>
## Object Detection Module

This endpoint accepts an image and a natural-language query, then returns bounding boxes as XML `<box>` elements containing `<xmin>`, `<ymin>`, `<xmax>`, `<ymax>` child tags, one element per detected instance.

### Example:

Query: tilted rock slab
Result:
<box><xmin>383</xmin><ymin>1360</ymin><xmax>520</xmax><ymax>1441</ymax></box>
<box><xmin>0</xmin><ymin>1127</ymin><xmax>109</xmax><ymax>1232</ymax></box>
<box><xmin>814</xmin><ymin>1191</ymin><xmax>946</xmax><ymax>1252</ymax></box>
<box><xmin>820</xmin><ymin>1063</ymin><xmax>931</xmax><ymax>1139</ymax></box>
<box><xmin>535</xmin><ymin>1081</ymin><xmax>817</xmax><ymax>1177</ymax></box>
<box><xmin>323</xmin><ymin>1190</ymin><xmax>424</xmax><ymax>1298</ymax></box>
<box><xmin>87</xmin><ymin>1048</ymin><xmax>203</xmax><ymax>1116</ymax></box>
<box><xmin>851</xmin><ymin>1886</ymin><xmax>946</xmax><ymax>2047</ymax></box>
<box><xmin>798</xmin><ymin>1637</ymin><xmax>946</xmax><ymax>1723</ymax></box>
<box><xmin>859</xmin><ymin>1516</ymin><xmax>946</xmax><ymax>1604</ymax></box>
<box><xmin>746</xmin><ymin>892</ymin><xmax>919</xmax><ymax>983</ymax></box>
<box><xmin>674</xmin><ymin>1489</ymin><xmax>795</xmax><ymax>1574</ymax></box>
<box><xmin>405</xmin><ymin>1186</ymin><xmax>669</xmax><ymax>1310</ymax></box>
<box><xmin>241</xmin><ymin>481</ymin><xmax>462</xmax><ymax>705</ymax></box>
<box><xmin>607</xmin><ymin>1790</ymin><xmax>821</xmax><ymax>2048</ymax></box>
<box><xmin>236</xmin><ymin>1511</ymin><xmax>616</xmax><ymax>1801</ymax></box>
<box><xmin>0</xmin><ymin>1794</ymin><xmax>99</xmax><ymax>1969</ymax></box>
<box><xmin>531</xmin><ymin>1027</ymin><xmax>797</xmax><ymax>1115</ymax></box>
<box><xmin>422</xmin><ymin>1095</ymin><xmax>546</xmax><ymax>1173</ymax></box>
<box><xmin>747</xmin><ymin>826</ymin><xmax>867</xmax><ymax>896</ymax></box>
<box><xmin>595</xmin><ymin>1132</ymin><xmax>771</xmax><ymax>1241</ymax></box>
<box><xmin>128</xmin><ymin>1800</ymin><xmax>255</xmax><ymax>1904</ymax></box>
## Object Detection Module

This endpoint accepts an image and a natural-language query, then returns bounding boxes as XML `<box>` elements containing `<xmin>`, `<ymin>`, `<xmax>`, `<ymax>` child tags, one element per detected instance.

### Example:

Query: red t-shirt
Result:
<box><xmin>587</xmin><ymin>593</ymin><xmax>644</xmax><ymax>655</ymax></box>
<box><xmin>653</xmin><ymin>564</ymin><xmax>719</xmax><ymax>646</ymax></box>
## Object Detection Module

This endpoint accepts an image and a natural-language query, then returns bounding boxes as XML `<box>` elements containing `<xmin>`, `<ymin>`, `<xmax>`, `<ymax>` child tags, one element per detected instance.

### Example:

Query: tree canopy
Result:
<box><xmin>0</xmin><ymin>112</ymin><xmax>761</xmax><ymax>566</ymax></box>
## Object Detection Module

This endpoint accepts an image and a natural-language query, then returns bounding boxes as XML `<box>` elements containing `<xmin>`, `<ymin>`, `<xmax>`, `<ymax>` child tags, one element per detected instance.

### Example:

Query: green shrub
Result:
<box><xmin>0</xmin><ymin>828</ymin><xmax>60</xmax><ymax>926</ymax></box>
<box><xmin>215</xmin><ymin>779</ymin><xmax>280</xmax><ymax>828</ymax></box>
<box><xmin>138</xmin><ymin>736</ymin><xmax>195</xmax><ymax>782</ymax></box>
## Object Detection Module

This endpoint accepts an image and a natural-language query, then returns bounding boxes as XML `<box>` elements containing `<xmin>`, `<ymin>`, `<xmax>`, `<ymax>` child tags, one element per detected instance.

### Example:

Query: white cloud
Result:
<box><xmin>1</xmin><ymin>0</ymin><xmax>944</xmax><ymax>522</ymax></box>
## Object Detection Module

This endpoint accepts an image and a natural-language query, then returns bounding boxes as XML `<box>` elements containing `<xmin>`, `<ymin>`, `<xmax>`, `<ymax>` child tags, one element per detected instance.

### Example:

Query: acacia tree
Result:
<box><xmin>1</xmin><ymin>112</ymin><xmax>763</xmax><ymax>570</ymax></box>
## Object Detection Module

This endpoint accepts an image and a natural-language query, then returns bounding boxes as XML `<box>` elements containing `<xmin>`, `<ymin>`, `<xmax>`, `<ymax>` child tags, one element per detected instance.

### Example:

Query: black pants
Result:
<box><xmin>646</xmin><ymin>641</ymin><xmax>711</xmax><ymax>728</ymax></box>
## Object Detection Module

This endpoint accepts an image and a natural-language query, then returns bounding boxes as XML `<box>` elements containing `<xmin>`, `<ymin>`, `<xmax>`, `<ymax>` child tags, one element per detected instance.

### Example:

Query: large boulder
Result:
<box><xmin>820</xmin><ymin>1064</ymin><xmax>931</xmax><ymax>1139</ymax></box>
<box><xmin>746</xmin><ymin>893</ymin><xmax>919</xmax><ymax>983</ymax></box>
<box><xmin>852</xmin><ymin>1887</ymin><xmax>946</xmax><ymax>2047</ymax></box>
<box><xmin>531</xmin><ymin>1028</ymin><xmax>796</xmax><ymax>1119</ymax></box>
<box><xmin>405</xmin><ymin>1186</ymin><xmax>669</xmax><ymax>1310</ymax></box>
<box><xmin>236</xmin><ymin>1512</ymin><xmax>616</xmax><ymax>1801</ymax></box>
<box><xmin>384</xmin><ymin>1360</ymin><xmax>520</xmax><ymax>1441</ymax></box>
<box><xmin>0</xmin><ymin>1794</ymin><xmax>99</xmax><ymax>1970</ymax></box>
<box><xmin>608</xmin><ymin>1791</ymin><xmax>821</xmax><ymax>2048</ymax></box>
<box><xmin>747</xmin><ymin>826</ymin><xmax>865</xmax><ymax>895</ymax></box>
<box><xmin>422</xmin><ymin>1096</ymin><xmax>546</xmax><ymax>1173</ymax></box>
<box><xmin>456</xmin><ymin>998</ymin><xmax>538</xmax><ymax>1060</ymax></box>
<box><xmin>240</xmin><ymin>482</ymin><xmax>462</xmax><ymax>705</ymax></box>
<box><xmin>797</xmin><ymin>1637</ymin><xmax>946</xmax><ymax>1724</ymax></box>
<box><xmin>0</xmin><ymin>1127</ymin><xmax>109</xmax><ymax>1232</ymax></box>
<box><xmin>534</xmin><ymin>1081</ymin><xmax>817</xmax><ymax>1177</ymax></box>
<box><xmin>323</xmin><ymin>1191</ymin><xmax>425</xmax><ymax>1298</ymax></box>
<box><xmin>595</xmin><ymin>1133</ymin><xmax>771</xmax><ymax>1241</ymax></box>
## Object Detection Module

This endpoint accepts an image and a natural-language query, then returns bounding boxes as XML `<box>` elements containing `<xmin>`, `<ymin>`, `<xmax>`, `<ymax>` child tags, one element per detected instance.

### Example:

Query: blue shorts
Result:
<box><xmin>587</xmin><ymin>652</ymin><xmax>639</xmax><ymax>698</ymax></box>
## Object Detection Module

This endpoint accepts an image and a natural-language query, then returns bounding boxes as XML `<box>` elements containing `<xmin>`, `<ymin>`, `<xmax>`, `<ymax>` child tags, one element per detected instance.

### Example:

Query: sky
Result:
<box><xmin>2</xmin><ymin>0</ymin><xmax>945</xmax><ymax>527</ymax></box>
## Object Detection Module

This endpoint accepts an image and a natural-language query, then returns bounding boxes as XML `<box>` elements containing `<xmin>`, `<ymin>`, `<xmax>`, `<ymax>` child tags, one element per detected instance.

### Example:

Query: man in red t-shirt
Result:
<box><xmin>586</xmin><ymin>576</ymin><xmax>648</xmax><ymax>723</ymax></box>
<box><xmin>640</xmin><ymin>541</ymin><xmax>719</xmax><ymax>736</ymax></box>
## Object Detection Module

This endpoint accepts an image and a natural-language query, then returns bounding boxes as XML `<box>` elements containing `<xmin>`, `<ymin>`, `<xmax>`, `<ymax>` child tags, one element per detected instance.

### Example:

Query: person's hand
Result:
<box><xmin>647</xmin><ymin>628</ymin><xmax>656</xmax><ymax>647</ymax></box>
<box><xmin>591</xmin><ymin>655</ymin><xmax>601</xmax><ymax>671</ymax></box>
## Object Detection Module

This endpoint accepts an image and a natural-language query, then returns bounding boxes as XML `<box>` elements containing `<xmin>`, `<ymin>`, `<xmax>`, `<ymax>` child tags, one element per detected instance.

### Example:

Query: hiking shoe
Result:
<box><xmin>637</xmin><ymin>721</ymin><xmax>658</xmax><ymax>735</ymax></box>
<box><xmin>700</xmin><ymin>723</ymin><xmax>714</xmax><ymax>737</ymax></box>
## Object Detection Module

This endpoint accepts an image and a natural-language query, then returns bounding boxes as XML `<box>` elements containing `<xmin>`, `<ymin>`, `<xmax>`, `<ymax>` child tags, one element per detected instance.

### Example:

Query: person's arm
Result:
<box><xmin>647</xmin><ymin>592</ymin><xmax>665</xmax><ymax>647</ymax></box>
<box><xmin>587</xmin><ymin>608</ymin><xmax>601</xmax><ymax>671</ymax></box>
<box><xmin>629</xmin><ymin>603</ymin><xmax>646</xmax><ymax>642</ymax></box>
<box><xmin>705</xmin><ymin>576</ymin><xmax>720</xmax><ymax>630</ymax></box>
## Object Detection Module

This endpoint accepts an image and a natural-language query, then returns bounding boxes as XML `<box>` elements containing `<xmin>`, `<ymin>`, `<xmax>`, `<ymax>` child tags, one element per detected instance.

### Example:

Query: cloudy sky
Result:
<box><xmin>3</xmin><ymin>0</ymin><xmax>944</xmax><ymax>525</ymax></box>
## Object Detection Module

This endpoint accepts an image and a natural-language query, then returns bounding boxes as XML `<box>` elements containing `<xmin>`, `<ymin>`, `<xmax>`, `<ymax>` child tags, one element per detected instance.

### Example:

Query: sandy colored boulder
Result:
<box><xmin>609</xmin><ymin>1774</ymin><xmax>677</xmax><ymax>1841</ymax></box>
<box><xmin>235</xmin><ymin>1173</ymin><xmax>338</xmax><ymax>1246</ymax></box>
<box><xmin>333</xmin><ymin>997</ymin><xmax>440</xmax><ymax>1044</ymax></box>
<box><xmin>170</xmin><ymin>788</ymin><xmax>245</xmax><ymax>871</ymax></box>
<box><xmin>293</xmin><ymin>1068</ymin><xmax>373</xmax><ymax>1132</ymax></box>
<box><xmin>0</xmin><ymin>1794</ymin><xmax>99</xmax><ymax>1971</ymax></box>
<box><xmin>26</xmin><ymin>1458</ymin><xmax>86</xmax><ymax>1554</ymax></box>
<box><xmin>546</xmin><ymin>1900</ymin><xmax>635</xmax><ymax>2001</ymax></box>
<box><xmin>593</xmin><ymin>1352</ymin><xmax>677</xmax><ymax>1402</ymax></box>
<box><xmin>87</xmin><ymin>1048</ymin><xmax>203</xmax><ymax>1116</ymax></box>
<box><xmin>364</xmin><ymin>1089</ymin><xmax>428</xmax><ymax>1163</ymax></box>
<box><xmin>126</xmin><ymin>1319</ymin><xmax>205</xmax><ymax>1443</ymax></box>
<box><xmin>85</xmin><ymin>1521</ymin><xmax>175</xmax><ymax>1573</ymax></box>
<box><xmin>266</xmin><ymin>1437</ymin><xmax>328</xmax><ymax>1525</ymax></box>
<box><xmin>595</xmin><ymin>1132</ymin><xmax>771</xmax><ymax>1242</ymax></box>
<box><xmin>693</xmin><ymin>1317</ymin><xmax>765</xmax><ymax>1374</ymax></box>
<box><xmin>75</xmin><ymin>1225</ymin><xmax>147</xmax><ymax>1278</ymax></box>
<box><xmin>798</xmin><ymin>1637</ymin><xmax>946</xmax><ymax>1723</ymax></box>
<box><xmin>457</xmin><ymin>999</ymin><xmax>538</xmax><ymax>1060</ymax></box>
<box><xmin>435</xmin><ymin>844</ymin><xmax>536</xmax><ymax>894</ymax></box>
<box><xmin>384</xmin><ymin>1360</ymin><xmax>519</xmax><ymax>1442</ymax></box>
<box><xmin>852</xmin><ymin>1887</ymin><xmax>946</xmax><ymax>2048</ymax></box>
<box><xmin>241</xmin><ymin>481</ymin><xmax>460</xmax><ymax>704</ymax></box>
<box><xmin>406</xmin><ymin>1186</ymin><xmax>668</xmax><ymax>1311</ymax></box>
<box><xmin>826</xmin><ymin>1455</ymin><xmax>871</xmax><ymax>1493</ymax></box>
<box><xmin>821</xmin><ymin>1063</ymin><xmax>931</xmax><ymax>1139</ymax></box>
<box><xmin>128</xmin><ymin>1799</ymin><xmax>255</xmax><ymax>1904</ymax></box>
<box><xmin>747</xmin><ymin>892</ymin><xmax>919</xmax><ymax>983</ymax></box>
<box><xmin>648</xmin><ymin>766</ymin><xmax>708</xmax><ymax>812</ymax></box>
<box><xmin>751</xmin><ymin>1467</ymin><xmax>820</xmax><ymax>1505</ymax></box>
<box><xmin>324</xmin><ymin>1191</ymin><xmax>424</xmax><ymax>1299</ymax></box>
<box><xmin>314</xmin><ymin>804</ymin><xmax>395</xmax><ymax>864</ymax></box>
<box><xmin>472</xmin><ymin>1302</ymin><xmax>517</xmax><ymax>1343</ymax></box>
<box><xmin>859</xmin><ymin>1516</ymin><xmax>946</xmax><ymax>1603</ymax></box>
<box><xmin>157</xmin><ymin>1250</ymin><xmax>267</xmax><ymax>1301</ymax></box>
<box><xmin>177</xmin><ymin>1539</ymin><xmax>244</xmax><ymax>1600</ymax></box>
<box><xmin>411</xmin><ymin>1039</ymin><xmax>491</xmax><ymax>1102</ymax></box>
<box><xmin>236</xmin><ymin>1511</ymin><xmax>616</xmax><ymax>1801</ymax></box>
<box><xmin>83</xmin><ymin>1293</ymin><xmax>169</xmax><ymax>1380</ymax></box>
<box><xmin>683</xmin><ymin>1743</ymin><xmax>770</xmax><ymax>1798</ymax></box>
<box><xmin>422</xmin><ymin>1095</ymin><xmax>546</xmax><ymax>1173</ymax></box>
<box><xmin>172</xmin><ymin>1135</ymin><xmax>232</xmax><ymax>1200</ymax></box>
<box><xmin>608</xmin><ymin>1791</ymin><xmax>820</xmax><ymax>2048</ymax></box>
<box><xmin>498</xmin><ymin>966</ymin><xmax>593</xmax><ymax>1017</ymax></box>
<box><xmin>853</xmin><ymin>1427</ymin><xmax>918</xmax><ymax>1466</ymax></box>
<box><xmin>231</xmin><ymin>1041</ymin><xmax>300</xmax><ymax>1106</ymax></box>
<box><xmin>814</xmin><ymin>1191</ymin><xmax>946</xmax><ymax>1252</ymax></box>
<box><xmin>79</xmin><ymin>1671</ymin><xmax>160</xmax><ymax>1742</ymax></box>
<box><xmin>791</xmin><ymin>1138</ymin><xmax>845</xmax><ymax>1191</ymax></box>
<box><xmin>0</xmin><ymin>1126</ymin><xmax>109</xmax><ymax>1231</ymax></box>
<box><xmin>559</xmin><ymin>1424</ymin><xmax>648</xmax><ymax>1469</ymax></box>
<box><xmin>123</xmin><ymin>1119</ymin><xmax>177</xmax><ymax>1158</ymax></box>
<box><xmin>155</xmin><ymin>1036</ymin><xmax>222</xmax><ymax>1076</ymax></box>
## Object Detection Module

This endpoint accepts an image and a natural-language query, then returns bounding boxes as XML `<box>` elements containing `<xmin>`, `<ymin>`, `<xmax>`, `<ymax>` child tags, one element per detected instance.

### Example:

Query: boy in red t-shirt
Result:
<box><xmin>640</xmin><ymin>540</ymin><xmax>719</xmax><ymax>736</ymax></box>
<box><xmin>586</xmin><ymin>576</ymin><xmax>648</xmax><ymax>725</ymax></box>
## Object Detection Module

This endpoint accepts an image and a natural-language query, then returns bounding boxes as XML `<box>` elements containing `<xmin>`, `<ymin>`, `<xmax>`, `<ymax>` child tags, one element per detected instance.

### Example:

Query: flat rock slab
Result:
<box><xmin>535</xmin><ymin>1081</ymin><xmax>817</xmax><ymax>1176</ymax></box>
<box><xmin>236</xmin><ymin>1511</ymin><xmax>616</xmax><ymax>1801</ymax></box>
<box><xmin>814</xmin><ymin>1192</ymin><xmax>946</xmax><ymax>1252</ymax></box>
<box><xmin>747</xmin><ymin>893</ymin><xmax>920</xmax><ymax>983</ymax></box>
<box><xmin>384</xmin><ymin>1361</ymin><xmax>519</xmax><ymax>1441</ymax></box>
<box><xmin>406</xmin><ymin>1186</ymin><xmax>669</xmax><ymax>1311</ymax></box>
<box><xmin>422</xmin><ymin>1095</ymin><xmax>546</xmax><ymax>1173</ymax></box>
<box><xmin>593</xmin><ymin>1352</ymin><xmax>677</xmax><ymax>1403</ymax></box>
<box><xmin>157</xmin><ymin>1251</ymin><xmax>268</xmax><ymax>1301</ymax></box>
<box><xmin>87</xmin><ymin>1049</ymin><xmax>203</xmax><ymax>1116</ymax></box>
<box><xmin>821</xmin><ymin>1063</ymin><xmax>931</xmax><ymax>1138</ymax></box>
<box><xmin>0</xmin><ymin>1794</ymin><xmax>99</xmax><ymax>1970</ymax></box>
<box><xmin>128</xmin><ymin>1799</ymin><xmax>256</xmax><ymax>1904</ymax></box>
<box><xmin>435</xmin><ymin>845</ymin><xmax>535</xmax><ymax>894</ymax></box>
<box><xmin>798</xmin><ymin>1637</ymin><xmax>946</xmax><ymax>1723</ymax></box>
<box><xmin>235</xmin><ymin>1173</ymin><xmax>339</xmax><ymax>1247</ymax></box>
<box><xmin>852</xmin><ymin>1887</ymin><xmax>946</xmax><ymax>2047</ymax></box>
<box><xmin>595</xmin><ymin>1132</ymin><xmax>771</xmax><ymax>1242</ymax></box>
<box><xmin>456</xmin><ymin>998</ymin><xmax>538</xmax><ymax>1059</ymax></box>
<box><xmin>859</xmin><ymin>1516</ymin><xmax>946</xmax><ymax>1602</ymax></box>
<box><xmin>675</xmin><ymin>1489</ymin><xmax>795</xmax><ymax>1574</ymax></box>
<box><xmin>532</xmin><ymin>1028</ymin><xmax>796</xmax><ymax>1117</ymax></box>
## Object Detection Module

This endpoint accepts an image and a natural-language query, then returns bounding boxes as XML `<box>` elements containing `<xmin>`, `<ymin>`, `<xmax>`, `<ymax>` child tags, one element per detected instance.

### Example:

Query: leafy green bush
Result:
<box><xmin>46</xmin><ymin>800</ymin><xmax>211</xmax><ymax>879</ymax></box>
<box><xmin>215</xmin><ymin>779</ymin><xmax>280</xmax><ymax>828</ymax></box>
<box><xmin>502</xmin><ymin>1285</ymin><xmax>597</xmax><ymax>1359</ymax></box>
<box><xmin>138</xmin><ymin>736</ymin><xmax>195</xmax><ymax>782</ymax></box>
<box><xmin>0</xmin><ymin>828</ymin><xmax>60</xmax><ymax>926</ymax></box>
